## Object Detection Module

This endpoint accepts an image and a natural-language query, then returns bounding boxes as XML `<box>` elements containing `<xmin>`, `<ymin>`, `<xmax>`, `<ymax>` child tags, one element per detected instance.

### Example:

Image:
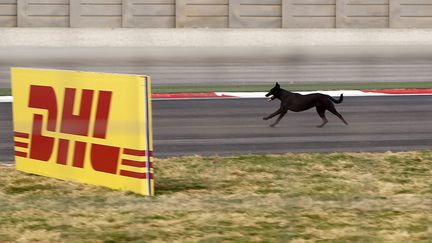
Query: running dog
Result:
<box><xmin>263</xmin><ymin>82</ymin><xmax>348</xmax><ymax>127</ymax></box>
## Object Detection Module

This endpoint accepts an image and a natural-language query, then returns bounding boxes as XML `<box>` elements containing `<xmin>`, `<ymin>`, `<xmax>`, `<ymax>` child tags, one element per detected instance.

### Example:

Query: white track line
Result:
<box><xmin>216</xmin><ymin>90</ymin><xmax>431</xmax><ymax>98</ymax></box>
<box><xmin>216</xmin><ymin>91</ymin><xmax>369</xmax><ymax>98</ymax></box>
<box><xmin>1</xmin><ymin>91</ymin><xmax>431</xmax><ymax>103</ymax></box>
<box><xmin>0</xmin><ymin>96</ymin><xmax>12</xmax><ymax>103</ymax></box>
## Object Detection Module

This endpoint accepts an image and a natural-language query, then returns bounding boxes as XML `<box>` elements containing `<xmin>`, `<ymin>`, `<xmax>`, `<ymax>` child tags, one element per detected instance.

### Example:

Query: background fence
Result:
<box><xmin>1</xmin><ymin>0</ymin><xmax>432</xmax><ymax>28</ymax></box>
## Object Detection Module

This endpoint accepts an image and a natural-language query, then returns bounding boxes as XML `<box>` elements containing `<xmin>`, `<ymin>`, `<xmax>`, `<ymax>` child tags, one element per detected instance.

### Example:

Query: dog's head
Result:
<box><xmin>265</xmin><ymin>82</ymin><xmax>281</xmax><ymax>101</ymax></box>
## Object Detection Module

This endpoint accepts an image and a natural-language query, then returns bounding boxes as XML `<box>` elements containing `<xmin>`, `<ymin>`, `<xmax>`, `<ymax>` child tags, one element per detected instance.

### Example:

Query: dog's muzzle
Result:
<box><xmin>265</xmin><ymin>93</ymin><xmax>275</xmax><ymax>102</ymax></box>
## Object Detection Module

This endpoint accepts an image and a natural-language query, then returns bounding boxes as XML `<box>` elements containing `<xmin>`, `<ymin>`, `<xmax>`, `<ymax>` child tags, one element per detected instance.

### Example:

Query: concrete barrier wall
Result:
<box><xmin>0</xmin><ymin>0</ymin><xmax>17</xmax><ymax>27</ymax></box>
<box><xmin>1</xmin><ymin>28</ymin><xmax>432</xmax><ymax>88</ymax></box>
<box><xmin>1</xmin><ymin>0</ymin><xmax>432</xmax><ymax>28</ymax></box>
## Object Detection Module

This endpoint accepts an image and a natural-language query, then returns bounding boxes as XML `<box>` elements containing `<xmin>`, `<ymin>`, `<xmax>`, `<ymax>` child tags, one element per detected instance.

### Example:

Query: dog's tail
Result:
<box><xmin>328</xmin><ymin>94</ymin><xmax>344</xmax><ymax>104</ymax></box>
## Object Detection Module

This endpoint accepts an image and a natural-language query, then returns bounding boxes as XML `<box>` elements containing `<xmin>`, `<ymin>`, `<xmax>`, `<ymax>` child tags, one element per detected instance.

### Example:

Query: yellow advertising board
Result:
<box><xmin>11</xmin><ymin>68</ymin><xmax>154</xmax><ymax>196</ymax></box>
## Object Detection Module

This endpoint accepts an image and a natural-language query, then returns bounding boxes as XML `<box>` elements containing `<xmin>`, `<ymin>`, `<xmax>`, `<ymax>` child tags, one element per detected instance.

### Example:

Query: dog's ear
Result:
<box><xmin>275</xmin><ymin>82</ymin><xmax>280</xmax><ymax>89</ymax></box>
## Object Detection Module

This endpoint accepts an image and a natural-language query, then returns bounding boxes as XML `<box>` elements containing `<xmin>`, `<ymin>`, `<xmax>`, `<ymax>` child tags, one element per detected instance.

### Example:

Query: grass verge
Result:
<box><xmin>0</xmin><ymin>88</ymin><xmax>11</xmax><ymax>96</ymax></box>
<box><xmin>2</xmin><ymin>151</ymin><xmax>432</xmax><ymax>242</ymax></box>
<box><xmin>2</xmin><ymin>82</ymin><xmax>432</xmax><ymax>96</ymax></box>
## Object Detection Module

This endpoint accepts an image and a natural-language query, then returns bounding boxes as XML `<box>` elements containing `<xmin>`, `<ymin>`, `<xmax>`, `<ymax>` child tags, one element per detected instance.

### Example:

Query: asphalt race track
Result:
<box><xmin>1</xmin><ymin>95</ymin><xmax>431</xmax><ymax>162</ymax></box>
<box><xmin>2</xmin><ymin>47</ymin><xmax>432</xmax><ymax>88</ymax></box>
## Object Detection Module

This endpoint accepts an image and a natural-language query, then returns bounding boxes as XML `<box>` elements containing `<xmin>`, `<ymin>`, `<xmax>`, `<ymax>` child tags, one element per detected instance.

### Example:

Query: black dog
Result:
<box><xmin>263</xmin><ymin>82</ymin><xmax>348</xmax><ymax>127</ymax></box>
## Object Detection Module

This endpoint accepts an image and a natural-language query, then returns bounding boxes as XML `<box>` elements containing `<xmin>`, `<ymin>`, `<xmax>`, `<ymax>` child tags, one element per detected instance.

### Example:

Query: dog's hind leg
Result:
<box><xmin>327</xmin><ymin>105</ymin><xmax>348</xmax><ymax>125</ymax></box>
<box><xmin>316</xmin><ymin>106</ymin><xmax>328</xmax><ymax>128</ymax></box>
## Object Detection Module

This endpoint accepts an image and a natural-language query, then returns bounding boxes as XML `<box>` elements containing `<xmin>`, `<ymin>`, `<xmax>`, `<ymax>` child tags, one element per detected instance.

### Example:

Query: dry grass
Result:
<box><xmin>1</xmin><ymin>151</ymin><xmax>432</xmax><ymax>242</ymax></box>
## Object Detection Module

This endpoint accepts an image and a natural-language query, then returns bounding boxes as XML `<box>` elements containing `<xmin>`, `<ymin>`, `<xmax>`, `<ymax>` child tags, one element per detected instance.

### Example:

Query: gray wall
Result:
<box><xmin>1</xmin><ymin>0</ymin><xmax>432</xmax><ymax>28</ymax></box>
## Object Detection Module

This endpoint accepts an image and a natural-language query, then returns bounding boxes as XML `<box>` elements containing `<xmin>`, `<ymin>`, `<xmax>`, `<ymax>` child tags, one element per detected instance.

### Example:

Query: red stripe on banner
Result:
<box><xmin>15</xmin><ymin>151</ymin><xmax>27</xmax><ymax>158</ymax></box>
<box><xmin>93</xmin><ymin>91</ymin><xmax>112</xmax><ymax>139</ymax></box>
<box><xmin>72</xmin><ymin>141</ymin><xmax>86</xmax><ymax>168</ymax></box>
<box><xmin>60</xmin><ymin>88</ymin><xmax>93</xmax><ymax>136</ymax></box>
<box><xmin>120</xmin><ymin>170</ymin><xmax>153</xmax><ymax>179</ymax></box>
<box><xmin>14</xmin><ymin>132</ymin><xmax>29</xmax><ymax>139</ymax></box>
<box><xmin>123</xmin><ymin>149</ymin><xmax>153</xmax><ymax>157</ymax></box>
<box><xmin>14</xmin><ymin>141</ymin><xmax>28</xmax><ymax>148</ymax></box>
<box><xmin>56</xmin><ymin>139</ymin><xmax>69</xmax><ymax>165</ymax></box>
<box><xmin>121</xmin><ymin>159</ymin><xmax>153</xmax><ymax>168</ymax></box>
<box><xmin>363</xmin><ymin>89</ymin><xmax>432</xmax><ymax>94</ymax></box>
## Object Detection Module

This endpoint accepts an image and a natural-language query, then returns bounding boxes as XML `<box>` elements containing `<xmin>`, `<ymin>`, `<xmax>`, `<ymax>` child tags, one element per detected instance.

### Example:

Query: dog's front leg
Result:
<box><xmin>270</xmin><ymin>109</ymin><xmax>288</xmax><ymax>127</ymax></box>
<box><xmin>263</xmin><ymin>108</ymin><xmax>282</xmax><ymax>120</ymax></box>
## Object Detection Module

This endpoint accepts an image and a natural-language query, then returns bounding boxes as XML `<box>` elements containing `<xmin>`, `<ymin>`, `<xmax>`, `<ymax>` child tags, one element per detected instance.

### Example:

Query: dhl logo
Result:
<box><xmin>14</xmin><ymin>85</ymin><xmax>153</xmax><ymax>180</ymax></box>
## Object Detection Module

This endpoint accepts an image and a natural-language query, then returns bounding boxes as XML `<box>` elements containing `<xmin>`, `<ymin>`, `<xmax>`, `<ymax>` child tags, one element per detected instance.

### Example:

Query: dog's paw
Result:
<box><xmin>269</xmin><ymin>124</ymin><xmax>276</xmax><ymax>128</ymax></box>
<box><xmin>263</xmin><ymin>117</ymin><xmax>269</xmax><ymax>120</ymax></box>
